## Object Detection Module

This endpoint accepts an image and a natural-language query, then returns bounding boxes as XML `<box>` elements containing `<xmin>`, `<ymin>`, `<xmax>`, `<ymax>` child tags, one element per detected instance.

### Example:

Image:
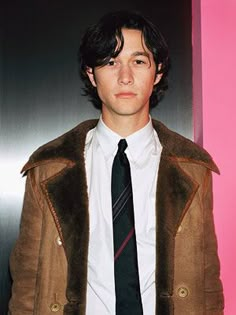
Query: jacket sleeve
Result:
<box><xmin>8</xmin><ymin>170</ymin><xmax>43</xmax><ymax>315</ymax></box>
<box><xmin>203</xmin><ymin>170</ymin><xmax>224</xmax><ymax>314</ymax></box>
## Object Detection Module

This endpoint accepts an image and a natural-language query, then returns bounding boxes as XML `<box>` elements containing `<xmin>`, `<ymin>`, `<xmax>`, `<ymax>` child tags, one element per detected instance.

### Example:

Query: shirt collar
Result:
<box><xmin>95</xmin><ymin>117</ymin><xmax>121</xmax><ymax>160</ymax></box>
<box><xmin>95</xmin><ymin>116</ymin><xmax>161</xmax><ymax>163</ymax></box>
<box><xmin>126</xmin><ymin>118</ymin><xmax>159</xmax><ymax>163</ymax></box>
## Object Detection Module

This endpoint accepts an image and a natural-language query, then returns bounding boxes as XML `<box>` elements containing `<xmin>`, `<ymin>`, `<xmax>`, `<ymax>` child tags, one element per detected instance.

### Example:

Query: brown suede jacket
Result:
<box><xmin>9</xmin><ymin>119</ymin><xmax>224</xmax><ymax>314</ymax></box>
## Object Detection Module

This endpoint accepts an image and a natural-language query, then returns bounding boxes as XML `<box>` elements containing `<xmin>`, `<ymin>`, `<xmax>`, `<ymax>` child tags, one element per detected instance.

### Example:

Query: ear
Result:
<box><xmin>86</xmin><ymin>67</ymin><xmax>97</xmax><ymax>87</ymax></box>
<box><xmin>153</xmin><ymin>64</ymin><xmax>163</xmax><ymax>86</ymax></box>
<box><xmin>154</xmin><ymin>73</ymin><xmax>163</xmax><ymax>85</ymax></box>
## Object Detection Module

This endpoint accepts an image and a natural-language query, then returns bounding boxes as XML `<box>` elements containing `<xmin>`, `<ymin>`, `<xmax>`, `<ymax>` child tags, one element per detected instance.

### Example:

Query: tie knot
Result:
<box><xmin>118</xmin><ymin>139</ymin><xmax>128</xmax><ymax>153</ymax></box>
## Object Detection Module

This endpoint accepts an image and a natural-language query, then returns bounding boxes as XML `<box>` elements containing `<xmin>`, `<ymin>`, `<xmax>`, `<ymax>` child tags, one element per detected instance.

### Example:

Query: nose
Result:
<box><xmin>118</xmin><ymin>65</ymin><xmax>133</xmax><ymax>85</ymax></box>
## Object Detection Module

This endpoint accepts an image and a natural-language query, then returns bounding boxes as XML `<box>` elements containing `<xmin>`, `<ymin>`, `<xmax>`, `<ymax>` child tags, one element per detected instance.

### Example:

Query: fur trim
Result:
<box><xmin>152</xmin><ymin>120</ymin><xmax>219</xmax><ymax>174</ymax></box>
<box><xmin>155</xmin><ymin>154</ymin><xmax>199</xmax><ymax>314</ymax></box>
<box><xmin>22</xmin><ymin>119</ymin><xmax>219</xmax><ymax>174</ymax></box>
<box><xmin>44</xmin><ymin>164</ymin><xmax>89</xmax><ymax>310</ymax></box>
<box><xmin>21</xmin><ymin>119</ymin><xmax>98</xmax><ymax>174</ymax></box>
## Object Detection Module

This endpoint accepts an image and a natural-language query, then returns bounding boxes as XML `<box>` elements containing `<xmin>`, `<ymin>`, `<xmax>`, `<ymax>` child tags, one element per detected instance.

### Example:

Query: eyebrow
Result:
<box><xmin>132</xmin><ymin>51</ymin><xmax>150</xmax><ymax>58</ymax></box>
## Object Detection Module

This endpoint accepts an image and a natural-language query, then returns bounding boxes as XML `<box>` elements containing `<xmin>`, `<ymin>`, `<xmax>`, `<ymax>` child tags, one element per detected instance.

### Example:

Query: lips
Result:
<box><xmin>115</xmin><ymin>92</ymin><xmax>137</xmax><ymax>98</ymax></box>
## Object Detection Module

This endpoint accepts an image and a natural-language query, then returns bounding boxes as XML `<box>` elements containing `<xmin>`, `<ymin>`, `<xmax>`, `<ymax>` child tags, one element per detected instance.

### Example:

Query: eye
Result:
<box><xmin>133</xmin><ymin>58</ymin><xmax>150</xmax><ymax>67</ymax></box>
<box><xmin>135</xmin><ymin>59</ymin><xmax>146</xmax><ymax>65</ymax></box>
<box><xmin>107</xmin><ymin>59</ymin><xmax>116</xmax><ymax>66</ymax></box>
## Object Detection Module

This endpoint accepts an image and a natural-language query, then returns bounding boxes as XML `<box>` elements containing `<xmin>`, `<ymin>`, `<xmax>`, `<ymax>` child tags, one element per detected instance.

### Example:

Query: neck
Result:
<box><xmin>101</xmin><ymin>113</ymin><xmax>150</xmax><ymax>137</ymax></box>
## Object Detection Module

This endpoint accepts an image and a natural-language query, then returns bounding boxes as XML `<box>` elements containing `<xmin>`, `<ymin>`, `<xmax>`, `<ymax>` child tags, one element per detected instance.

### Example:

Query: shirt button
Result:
<box><xmin>55</xmin><ymin>236</ymin><xmax>62</xmax><ymax>246</ymax></box>
<box><xmin>177</xmin><ymin>287</ymin><xmax>189</xmax><ymax>298</ymax></box>
<box><xmin>50</xmin><ymin>303</ymin><xmax>61</xmax><ymax>312</ymax></box>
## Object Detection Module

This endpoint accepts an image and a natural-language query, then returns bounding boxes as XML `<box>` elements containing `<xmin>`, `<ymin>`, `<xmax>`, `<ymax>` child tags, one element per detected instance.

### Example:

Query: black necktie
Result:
<box><xmin>111</xmin><ymin>139</ymin><xmax>143</xmax><ymax>315</ymax></box>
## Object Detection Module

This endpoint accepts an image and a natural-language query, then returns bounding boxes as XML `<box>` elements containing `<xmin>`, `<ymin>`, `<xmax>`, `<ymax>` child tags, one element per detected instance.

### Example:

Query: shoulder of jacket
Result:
<box><xmin>152</xmin><ymin>119</ymin><xmax>220</xmax><ymax>174</ymax></box>
<box><xmin>21</xmin><ymin>119</ymin><xmax>98</xmax><ymax>174</ymax></box>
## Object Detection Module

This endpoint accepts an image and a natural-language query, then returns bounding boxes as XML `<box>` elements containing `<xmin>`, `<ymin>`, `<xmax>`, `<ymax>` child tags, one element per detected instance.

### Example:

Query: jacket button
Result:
<box><xmin>177</xmin><ymin>225</ymin><xmax>182</xmax><ymax>233</ymax></box>
<box><xmin>50</xmin><ymin>303</ymin><xmax>61</xmax><ymax>312</ymax></box>
<box><xmin>177</xmin><ymin>287</ymin><xmax>189</xmax><ymax>298</ymax></box>
<box><xmin>55</xmin><ymin>236</ymin><xmax>62</xmax><ymax>246</ymax></box>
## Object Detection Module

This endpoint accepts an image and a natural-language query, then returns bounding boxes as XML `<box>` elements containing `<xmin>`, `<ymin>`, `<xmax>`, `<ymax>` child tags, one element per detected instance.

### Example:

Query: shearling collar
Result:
<box><xmin>22</xmin><ymin>119</ymin><xmax>219</xmax><ymax>174</ymax></box>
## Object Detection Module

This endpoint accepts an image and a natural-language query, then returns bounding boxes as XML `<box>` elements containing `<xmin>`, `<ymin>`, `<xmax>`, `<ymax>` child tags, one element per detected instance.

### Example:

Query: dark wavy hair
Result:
<box><xmin>79</xmin><ymin>10</ymin><xmax>169</xmax><ymax>109</ymax></box>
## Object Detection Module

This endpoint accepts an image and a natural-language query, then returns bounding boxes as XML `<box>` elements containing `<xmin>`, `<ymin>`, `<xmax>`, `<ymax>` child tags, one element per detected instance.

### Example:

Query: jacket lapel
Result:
<box><xmin>37</xmin><ymin>120</ymin><xmax>98</xmax><ymax>313</ymax></box>
<box><xmin>150</xmin><ymin>119</ymin><xmax>218</xmax><ymax>314</ymax></box>
<box><xmin>155</xmin><ymin>149</ymin><xmax>199</xmax><ymax>314</ymax></box>
<box><xmin>43</xmin><ymin>163</ymin><xmax>89</xmax><ymax>313</ymax></box>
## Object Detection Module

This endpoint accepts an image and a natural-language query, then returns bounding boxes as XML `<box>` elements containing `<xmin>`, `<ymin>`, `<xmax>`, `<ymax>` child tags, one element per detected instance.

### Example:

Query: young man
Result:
<box><xmin>9</xmin><ymin>10</ymin><xmax>224</xmax><ymax>315</ymax></box>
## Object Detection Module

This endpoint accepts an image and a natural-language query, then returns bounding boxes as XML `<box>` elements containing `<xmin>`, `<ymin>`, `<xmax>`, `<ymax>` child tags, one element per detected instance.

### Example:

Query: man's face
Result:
<box><xmin>87</xmin><ymin>28</ymin><xmax>162</xmax><ymax>124</ymax></box>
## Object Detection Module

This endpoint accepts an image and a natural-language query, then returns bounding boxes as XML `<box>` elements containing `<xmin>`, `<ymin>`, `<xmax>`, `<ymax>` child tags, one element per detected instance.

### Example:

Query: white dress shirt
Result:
<box><xmin>85</xmin><ymin>117</ymin><xmax>162</xmax><ymax>315</ymax></box>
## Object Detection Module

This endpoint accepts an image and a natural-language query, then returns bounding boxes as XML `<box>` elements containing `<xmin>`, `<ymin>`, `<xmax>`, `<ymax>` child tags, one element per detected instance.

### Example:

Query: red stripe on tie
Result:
<box><xmin>114</xmin><ymin>227</ymin><xmax>135</xmax><ymax>261</ymax></box>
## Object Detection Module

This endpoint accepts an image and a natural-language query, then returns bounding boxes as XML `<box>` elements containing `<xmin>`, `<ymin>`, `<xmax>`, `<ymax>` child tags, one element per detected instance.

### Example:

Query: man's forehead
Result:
<box><xmin>115</xmin><ymin>28</ymin><xmax>151</xmax><ymax>55</ymax></box>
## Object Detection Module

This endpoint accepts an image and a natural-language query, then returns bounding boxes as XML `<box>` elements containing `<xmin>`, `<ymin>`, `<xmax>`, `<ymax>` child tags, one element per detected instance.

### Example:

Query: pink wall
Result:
<box><xmin>194</xmin><ymin>0</ymin><xmax>236</xmax><ymax>313</ymax></box>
